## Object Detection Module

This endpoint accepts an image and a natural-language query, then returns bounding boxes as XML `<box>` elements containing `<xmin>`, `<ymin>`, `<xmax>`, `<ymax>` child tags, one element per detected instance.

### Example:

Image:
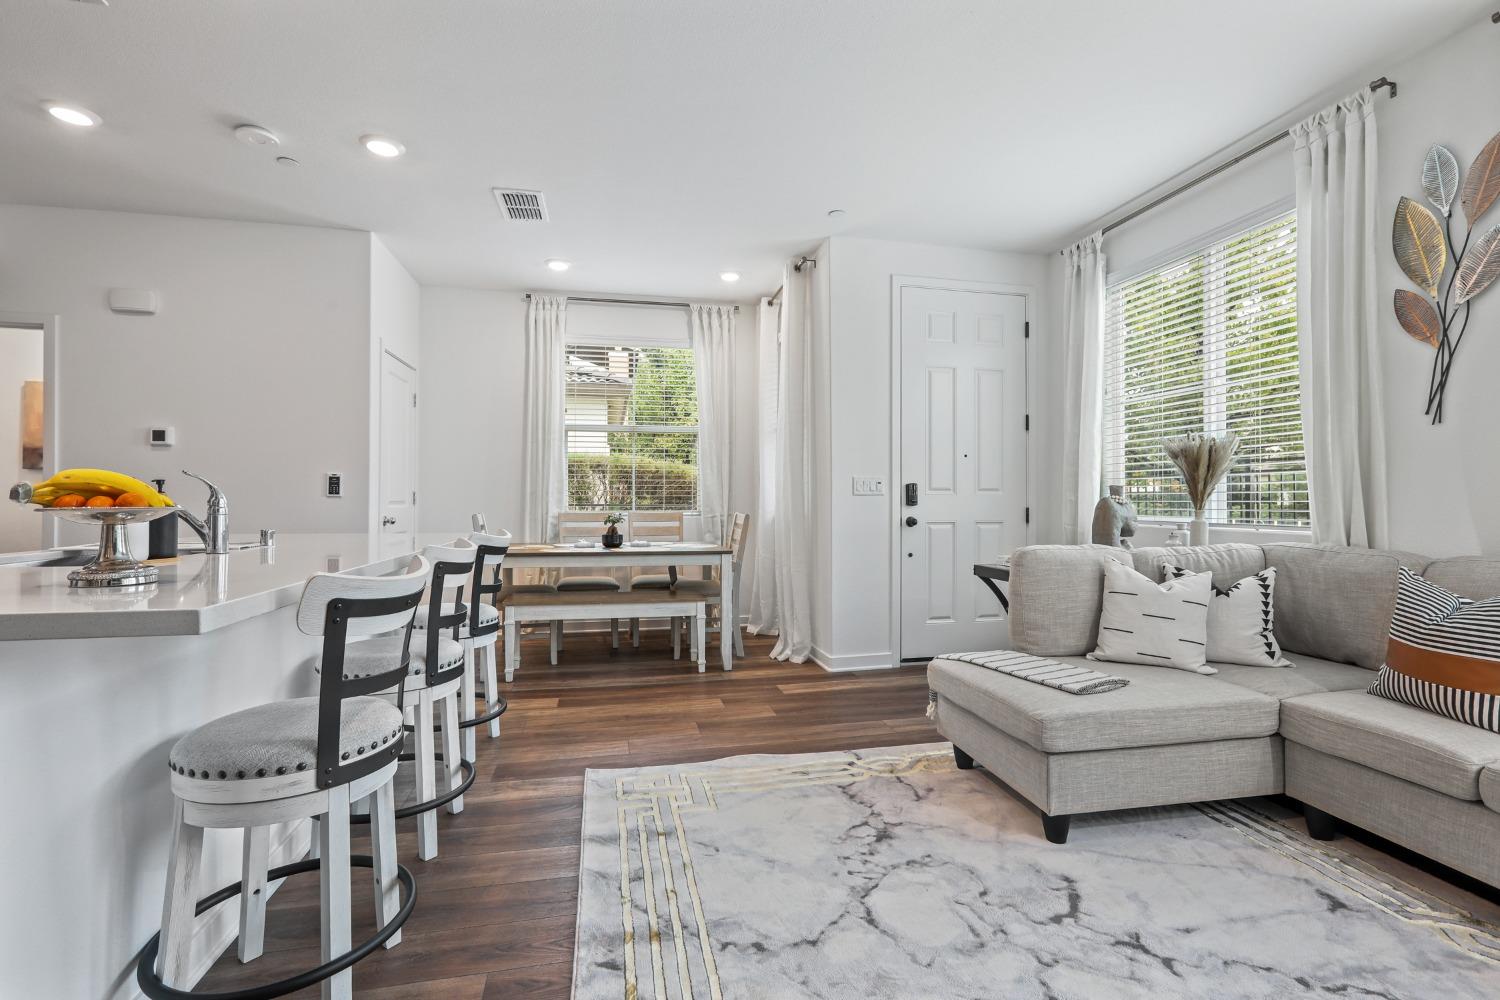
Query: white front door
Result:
<box><xmin>379</xmin><ymin>351</ymin><xmax>418</xmax><ymax>557</ymax></box>
<box><xmin>899</xmin><ymin>286</ymin><xmax>1028</xmax><ymax>659</ymax></box>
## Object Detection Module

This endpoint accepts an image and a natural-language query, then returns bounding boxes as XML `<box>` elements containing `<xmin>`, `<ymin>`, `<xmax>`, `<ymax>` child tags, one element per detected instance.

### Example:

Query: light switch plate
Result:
<box><xmin>852</xmin><ymin>476</ymin><xmax>885</xmax><ymax>496</ymax></box>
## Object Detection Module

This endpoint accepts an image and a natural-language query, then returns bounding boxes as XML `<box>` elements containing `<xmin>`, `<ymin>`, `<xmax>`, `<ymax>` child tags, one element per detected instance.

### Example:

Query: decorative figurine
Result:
<box><xmin>1091</xmin><ymin>485</ymin><xmax>1139</xmax><ymax>549</ymax></box>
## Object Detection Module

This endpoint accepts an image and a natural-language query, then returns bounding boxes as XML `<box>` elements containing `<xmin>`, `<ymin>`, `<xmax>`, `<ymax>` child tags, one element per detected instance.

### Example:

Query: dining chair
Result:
<box><xmin>624</xmin><ymin>511</ymin><xmax>686</xmax><ymax>646</ymax></box>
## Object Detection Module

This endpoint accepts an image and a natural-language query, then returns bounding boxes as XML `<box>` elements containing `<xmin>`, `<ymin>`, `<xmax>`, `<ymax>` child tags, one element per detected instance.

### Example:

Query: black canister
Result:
<box><xmin>148</xmin><ymin>478</ymin><xmax>179</xmax><ymax>558</ymax></box>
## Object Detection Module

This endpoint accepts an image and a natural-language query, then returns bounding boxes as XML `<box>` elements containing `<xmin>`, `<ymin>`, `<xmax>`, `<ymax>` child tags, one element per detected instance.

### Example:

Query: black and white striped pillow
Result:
<box><xmin>1368</xmin><ymin>568</ymin><xmax>1500</xmax><ymax>734</ymax></box>
<box><xmin>1088</xmin><ymin>559</ymin><xmax>1214</xmax><ymax>674</ymax></box>
<box><xmin>1167</xmin><ymin>565</ymin><xmax>1290</xmax><ymax>668</ymax></box>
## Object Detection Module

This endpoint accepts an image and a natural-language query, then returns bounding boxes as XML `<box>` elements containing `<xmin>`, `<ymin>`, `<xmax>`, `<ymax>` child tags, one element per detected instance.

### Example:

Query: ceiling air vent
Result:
<box><xmin>492</xmin><ymin>188</ymin><xmax>548</xmax><ymax>222</ymax></box>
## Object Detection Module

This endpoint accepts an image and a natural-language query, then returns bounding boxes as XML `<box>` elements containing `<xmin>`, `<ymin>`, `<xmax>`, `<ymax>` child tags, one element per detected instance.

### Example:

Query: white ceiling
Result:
<box><xmin>2</xmin><ymin>1</ymin><xmax>1490</xmax><ymax>298</ymax></box>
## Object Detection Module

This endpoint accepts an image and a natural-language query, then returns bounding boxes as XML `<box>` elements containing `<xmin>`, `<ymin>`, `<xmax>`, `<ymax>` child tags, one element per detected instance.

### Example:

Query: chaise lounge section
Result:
<box><xmin>927</xmin><ymin>542</ymin><xmax>1500</xmax><ymax>887</ymax></box>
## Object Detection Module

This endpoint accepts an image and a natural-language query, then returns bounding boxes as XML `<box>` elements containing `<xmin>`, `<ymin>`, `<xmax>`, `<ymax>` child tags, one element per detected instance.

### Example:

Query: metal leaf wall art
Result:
<box><xmin>1423</xmin><ymin>145</ymin><xmax>1459</xmax><ymax>215</ymax></box>
<box><xmin>1394</xmin><ymin>133</ymin><xmax>1500</xmax><ymax>424</ymax></box>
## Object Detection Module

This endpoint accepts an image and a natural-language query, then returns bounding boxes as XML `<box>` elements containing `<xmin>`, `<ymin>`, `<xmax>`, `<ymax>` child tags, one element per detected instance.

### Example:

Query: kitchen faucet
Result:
<box><xmin>176</xmin><ymin>470</ymin><xmax>229</xmax><ymax>554</ymax></box>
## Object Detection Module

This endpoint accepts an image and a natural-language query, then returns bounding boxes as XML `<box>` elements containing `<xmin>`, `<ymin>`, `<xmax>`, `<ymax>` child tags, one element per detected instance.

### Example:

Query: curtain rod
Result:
<box><xmin>524</xmin><ymin>293</ymin><xmax>738</xmax><ymax>313</ymax></box>
<box><xmin>1067</xmin><ymin>76</ymin><xmax>1397</xmax><ymax>250</ymax></box>
<box><xmin>768</xmin><ymin>256</ymin><xmax>816</xmax><ymax>306</ymax></box>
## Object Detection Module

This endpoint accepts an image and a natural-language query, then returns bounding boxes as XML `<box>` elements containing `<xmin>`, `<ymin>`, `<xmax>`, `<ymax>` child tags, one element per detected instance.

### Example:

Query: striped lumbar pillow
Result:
<box><xmin>1167</xmin><ymin>565</ymin><xmax>1291</xmax><ymax>668</ymax></box>
<box><xmin>1368</xmin><ymin>567</ymin><xmax>1500</xmax><ymax>734</ymax></box>
<box><xmin>1087</xmin><ymin>559</ymin><xmax>1214</xmax><ymax>674</ymax></box>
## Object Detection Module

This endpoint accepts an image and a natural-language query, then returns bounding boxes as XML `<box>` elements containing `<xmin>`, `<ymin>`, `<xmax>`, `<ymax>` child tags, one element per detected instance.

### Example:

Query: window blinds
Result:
<box><xmin>1102</xmin><ymin>211</ymin><xmax>1307</xmax><ymax>527</ymax></box>
<box><xmin>564</xmin><ymin>343</ymin><xmax>699</xmax><ymax>511</ymax></box>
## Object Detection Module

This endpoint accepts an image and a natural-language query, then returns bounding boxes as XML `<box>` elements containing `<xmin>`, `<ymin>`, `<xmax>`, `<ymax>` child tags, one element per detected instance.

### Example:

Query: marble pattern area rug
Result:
<box><xmin>571</xmin><ymin>743</ymin><xmax>1500</xmax><ymax>1000</ymax></box>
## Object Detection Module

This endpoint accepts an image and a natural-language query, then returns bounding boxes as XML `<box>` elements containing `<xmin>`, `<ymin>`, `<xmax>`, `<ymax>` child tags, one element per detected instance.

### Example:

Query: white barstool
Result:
<box><xmin>413</xmin><ymin>530</ymin><xmax>509</xmax><ymax>764</ymax></box>
<box><xmin>136</xmin><ymin>556</ymin><xmax>429</xmax><ymax>1000</ymax></box>
<box><xmin>392</xmin><ymin>540</ymin><xmax>478</xmax><ymax>860</ymax></box>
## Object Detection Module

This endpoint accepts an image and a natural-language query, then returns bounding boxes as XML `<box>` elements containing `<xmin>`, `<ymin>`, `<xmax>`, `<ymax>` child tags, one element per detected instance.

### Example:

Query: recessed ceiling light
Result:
<box><xmin>276</xmin><ymin>156</ymin><xmax>300</xmax><ymax>167</ymax></box>
<box><xmin>234</xmin><ymin>123</ymin><xmax>280</xmax><ymax>147</ymax></box>
<box><xmin>361</xmin><ymin>134</ymin><xmax>405</xmax><ymax>158</ymax></box>
<box><xmin>545</xmin><ymin>258</ymin><xmax>571</xmax><ymax>272</ymax></box>
<box><xmin>720</xmin><ymin>271</ymin><xmax>741</xmax><ymax>283</ymax></box>
<box><xmin>827</xmin><ymin>208</ymin><xmax>847</xmax><ymax>219</ymax></box>
<box><xmin>43</xmin><ymin>102</ymin><xmax>100</xmax><ymax>127</ymax></box>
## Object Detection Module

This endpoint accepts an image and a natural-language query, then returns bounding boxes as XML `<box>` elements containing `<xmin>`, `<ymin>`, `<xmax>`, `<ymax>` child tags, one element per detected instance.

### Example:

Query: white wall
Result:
<box><xmin>368</xmin><ymin>235</ymin><xmax>421</xmax><ymax>532</ymax></box>
<box><xmin>1042</xmin><ymin>13</ymin><xmax>1500</xmax><ymax>558</ymax></box>
<box><xmin>811</xmin><ymin>237</ymin><xmax>1050</xmax><ymax>670</ymax></box>
<box><xmin>0</xmin><ymin>326</ymin><xmax>44</xmax><ymax>551</ymax></box>
<box><xmin>416</xmin><ymin>289</ymin><xmax>760</xmax><ymax>591</ymax></box>
<box><xmin>0</xmin><ymin>205</ymin><xmax>376</xmax><ymax>533</ymax></box>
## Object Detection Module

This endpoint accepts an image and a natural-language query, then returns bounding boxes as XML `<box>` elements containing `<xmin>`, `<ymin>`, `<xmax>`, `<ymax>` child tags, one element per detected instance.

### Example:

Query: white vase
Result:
<box><xmin>1189</xmin><ymin>513</ymin><xmax>1209</xmax><ymax>547</ymax></box>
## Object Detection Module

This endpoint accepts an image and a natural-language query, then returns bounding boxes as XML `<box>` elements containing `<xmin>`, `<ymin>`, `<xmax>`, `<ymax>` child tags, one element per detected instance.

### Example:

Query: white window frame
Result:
<box><xmin>1102</xmin><ymin>203</ymin><xmax>1308</xmax><ymax>531</ymax></box>
<box><xmin>563</xmin><ymin>336</ymin><xmax>700</xmax><ymax>514</ymax></box>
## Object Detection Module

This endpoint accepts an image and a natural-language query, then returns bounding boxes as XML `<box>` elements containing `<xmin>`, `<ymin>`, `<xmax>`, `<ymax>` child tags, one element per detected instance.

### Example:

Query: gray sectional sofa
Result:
<box><xmin>927</xmin><ymin>542</ymin><xmax>1500</xmax><ymax>888</ymax></box>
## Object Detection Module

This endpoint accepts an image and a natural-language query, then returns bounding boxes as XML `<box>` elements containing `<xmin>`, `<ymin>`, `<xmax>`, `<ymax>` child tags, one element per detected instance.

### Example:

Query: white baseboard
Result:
<box><xmin>122</xmin><ymin>819</ymin><xmax>310</xmax><ymax>999</ymax></box>
<box><xmin>810</xmin><ymin>646</ymin><xmax>900</xmax><ymax>672</ymax></box>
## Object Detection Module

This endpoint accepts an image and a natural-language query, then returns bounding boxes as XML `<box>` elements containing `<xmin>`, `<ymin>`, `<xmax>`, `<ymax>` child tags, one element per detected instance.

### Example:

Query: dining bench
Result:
<box><xmin>500</xmin><ymin>589</ymin><xmax>709</xmax><ymax>681</ymax></box>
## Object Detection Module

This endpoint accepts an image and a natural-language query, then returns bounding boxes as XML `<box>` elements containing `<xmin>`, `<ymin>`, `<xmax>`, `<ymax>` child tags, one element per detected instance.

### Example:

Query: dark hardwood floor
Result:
<box><xmin>197</xmin><ymin>631</ymin><xmax>937</xmax><ymax>998</ymax></box>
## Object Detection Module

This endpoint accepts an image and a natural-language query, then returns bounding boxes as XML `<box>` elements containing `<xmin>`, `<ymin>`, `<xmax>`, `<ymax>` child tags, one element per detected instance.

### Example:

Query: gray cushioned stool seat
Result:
<box><xmin>629</xmin><ymin>573</ymin><xmax>675</xmax><ymax>589</ymax></box>
<box><xmin>509</xmin><ymin>583</ymin><xmax>557</xmax><ymax>594</ymax></box>
<box><xmin>414</xmin><ymin>602</ymin><xmax>498</xmax><ymax>630</ymax></box>
<box><xmin>169</xmin><ymin>696</ymin><xmax>403</xmax><ymax>781</ymax></box>
<box><xmin>556</xmin><ymin>576</ymin><xmax>623</xmax><ymax>592</ymax></box>
<box><xmin>927</xmin><ymin>656</ymin><xmax>1279</xmax><ymax>754</ymax></box>
<box><xmin>320</xmin><ymin>634</ymin><xmax>465</xmax><ymax>679</ymax></box>
<box><xmin>1281</xmin><ymin>690</ymin><xmax>1500</xmax><ymax>800</ymax></box>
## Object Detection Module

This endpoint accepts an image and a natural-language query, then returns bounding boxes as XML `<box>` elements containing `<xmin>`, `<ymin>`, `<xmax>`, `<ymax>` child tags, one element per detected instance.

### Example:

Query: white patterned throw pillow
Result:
<box><xmin>1167</xmin><ymin>565</ymin><xmax>1291</xmax><ymax>668</ymax></box>
<box><xmin>1088</xmin><ymin>559</ymin><xmax>1214</xmax><ymax>674</ymax></box>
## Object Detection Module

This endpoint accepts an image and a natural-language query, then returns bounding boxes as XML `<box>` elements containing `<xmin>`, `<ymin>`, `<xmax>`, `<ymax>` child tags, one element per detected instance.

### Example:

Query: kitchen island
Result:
<box><xmin>0</xmin><ymin>534</ymin><xmax>414</xmax><ymax>999</ymax></box>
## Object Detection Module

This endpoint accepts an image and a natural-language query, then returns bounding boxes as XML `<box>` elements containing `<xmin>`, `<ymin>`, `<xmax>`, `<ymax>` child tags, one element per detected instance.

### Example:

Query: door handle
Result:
<box><xmin>382</xmin><ymin>515</ymin><xmax>397</xmax><ymax>526</ymax></box>
<box><xmin>905</xmin><ymin>516</ymin><xmax>918</xmax><ymax>527</ymax></box>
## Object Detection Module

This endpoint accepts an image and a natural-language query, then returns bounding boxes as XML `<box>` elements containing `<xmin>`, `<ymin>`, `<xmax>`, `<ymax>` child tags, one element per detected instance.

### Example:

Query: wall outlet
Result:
<box><xmin>852</xmin><ymin>476</ymin><xmax>885</xmax><ymax>496</ymax></box>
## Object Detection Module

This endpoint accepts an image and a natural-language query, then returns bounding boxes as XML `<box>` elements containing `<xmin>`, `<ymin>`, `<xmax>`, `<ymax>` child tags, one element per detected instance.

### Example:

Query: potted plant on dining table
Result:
<box><xmin>602</xmin><ymin>512</ymin><xmax>625</xmax><ymax>548</ymax></box>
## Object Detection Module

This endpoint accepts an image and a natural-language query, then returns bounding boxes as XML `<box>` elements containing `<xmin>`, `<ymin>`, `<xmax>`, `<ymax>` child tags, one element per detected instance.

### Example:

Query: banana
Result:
<box><xmin>38</xmin><ymin>469</ymin><xmax>172</xmax><ymax>507</ymax></box>
<box><xmin>16</xmin><ymin>469</ymin><xmax>176</xmax><ymax>508</ymax></box>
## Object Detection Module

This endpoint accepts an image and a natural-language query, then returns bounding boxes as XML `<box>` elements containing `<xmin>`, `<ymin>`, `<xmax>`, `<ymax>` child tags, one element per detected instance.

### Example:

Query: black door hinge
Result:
<box><xmin>1024</xmin><ymin>321</ymin><xmax>1030</xmax><ymax>339</ymax></box>
<box><xmin>1024</xmin><ymin>414</ymin><xmax>1030</xmax><ymax>431</ymax></box>
<box><xmin>1025</xmin><ymin>507</ymin><xmax>1031</xmax><ymax>524</ymax></box>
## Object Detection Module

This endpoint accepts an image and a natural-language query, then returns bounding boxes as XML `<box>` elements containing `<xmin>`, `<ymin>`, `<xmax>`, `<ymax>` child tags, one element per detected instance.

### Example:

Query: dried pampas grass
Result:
<box><xmin>1162</xmin><ymin>432</ymin><xmax>1240</xmax><ymax>512</ymax></box>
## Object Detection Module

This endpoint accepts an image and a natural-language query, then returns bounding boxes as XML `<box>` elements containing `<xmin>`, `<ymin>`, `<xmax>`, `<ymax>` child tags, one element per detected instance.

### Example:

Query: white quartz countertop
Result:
<box><xmin>0</xmin><ymin>533</ymin><xmax>415</xmax><ymax>640</ymax></box>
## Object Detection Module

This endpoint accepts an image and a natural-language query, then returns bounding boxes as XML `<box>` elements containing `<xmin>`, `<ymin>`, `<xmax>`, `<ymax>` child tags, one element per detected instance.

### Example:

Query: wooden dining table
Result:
<box><xmin>502</xmin><ymin>541</ymin><xmax>736</xmax><ymax>671</ymax></box>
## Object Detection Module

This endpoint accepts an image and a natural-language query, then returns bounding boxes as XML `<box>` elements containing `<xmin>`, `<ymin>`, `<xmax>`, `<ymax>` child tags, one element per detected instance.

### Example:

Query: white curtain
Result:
<box><xmin>1060</xmin><ymin>233</ymin><xmax>1106</xmax><ymax>544</ymax></box>
<box><xmin>1292</xmin><ymin>88</ymin><xmax>1389</xmax><ymax>549</ymax></box>
<box><xmin>745</xmin><ymin>298</ymin><xmax>781</xmax><ymax>636</ymax></box>
<box><xmin>746</xmin><ymin>262</ymin><xmax>814</xmax><ymax>661</ymax></box>
<box><xmin>690</xmin><ymin>304</ymin><xmax>734</xmax><ymax>543</ymax></box>
<box><xmin>521</xmin><ymin>295</ymin><xmax>568</xmax><ymax>543</ymax></box>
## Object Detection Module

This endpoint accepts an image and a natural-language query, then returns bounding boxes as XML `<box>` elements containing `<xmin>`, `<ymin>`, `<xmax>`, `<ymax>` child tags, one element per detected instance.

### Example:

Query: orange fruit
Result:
<box><xmin>52</xmin><ymin>494</ymin><xmax>87</xmax><ymax>508</ymax></box>
<box><xmin>114</xmin><ymin>492</ymin><xmax>147</xmax><ymax>508</ymax></box>
<box><xmin>84</xmin><ymin>495</ymin><xmax>115</xmax><ymax>508</ymax></box>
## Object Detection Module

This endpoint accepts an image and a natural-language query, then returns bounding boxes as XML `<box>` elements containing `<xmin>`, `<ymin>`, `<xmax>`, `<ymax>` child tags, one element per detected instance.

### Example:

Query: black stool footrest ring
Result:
<box><xmin>458</xmin><ymin>697</ymin><xmax>507</xmax><ymax>730</ymax></box>
<box><xmin>349</xmin><ymin>754</ymin><xmax>475</xmax><ymax>823</ymax></box>
<box><xmin>135</xmin><ymin>855</ymin><xmax>416</xmax><ymax>1000</ymax></box>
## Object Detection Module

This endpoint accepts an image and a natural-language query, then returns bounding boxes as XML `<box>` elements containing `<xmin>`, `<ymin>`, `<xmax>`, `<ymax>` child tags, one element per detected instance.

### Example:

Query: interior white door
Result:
<box><xmin>379</xmin><ymin>351</ymin><xmax>418</xmax><ymax>557</ymax></box>
<box><xmin>899</xmin><ymin>286</ymin><xmax>1027</xmax><ymax>659</ymax></box>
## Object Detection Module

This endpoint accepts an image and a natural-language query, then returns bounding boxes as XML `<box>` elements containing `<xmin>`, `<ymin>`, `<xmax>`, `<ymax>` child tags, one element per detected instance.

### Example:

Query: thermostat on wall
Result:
<box><xmin>148</xmin><ymin>427</ymin><xmax>175</xmax><ymax>447</ymax></box>
<box><xmin>326</xmin><ymin>472</ymin><xmax>343</xmax><ymax>498</ymax></box>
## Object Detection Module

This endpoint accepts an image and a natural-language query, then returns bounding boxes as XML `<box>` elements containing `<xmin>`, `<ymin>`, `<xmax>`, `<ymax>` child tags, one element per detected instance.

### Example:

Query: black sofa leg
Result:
<box><xmin>1042</xmin><ymin>813</ymin><xmax>1071</xmax><ymax>845</ymax></box>
<box><xmin>1303</xmin><ymin>804</ymin><xmax>1338</xmax><ymax>841</ymax></box>
<box><xmin>952</xmin><ymin>745</ymin><xmax>976</xmax><ymax>770</ymax></box>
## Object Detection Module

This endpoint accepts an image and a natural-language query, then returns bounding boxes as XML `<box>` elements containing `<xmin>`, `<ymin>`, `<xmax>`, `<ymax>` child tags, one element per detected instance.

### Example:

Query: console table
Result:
<box><xmin>973</xmin><ymin>559</ymin><xmax>1011</xmax><ymax>612</ymax></box>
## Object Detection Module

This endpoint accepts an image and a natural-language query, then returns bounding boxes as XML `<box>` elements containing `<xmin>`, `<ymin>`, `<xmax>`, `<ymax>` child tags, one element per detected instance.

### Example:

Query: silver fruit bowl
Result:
<box><xmin>39</xmin><ymin>506</ymin><xmax>180</xmax><ymax>588</ymax></box>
